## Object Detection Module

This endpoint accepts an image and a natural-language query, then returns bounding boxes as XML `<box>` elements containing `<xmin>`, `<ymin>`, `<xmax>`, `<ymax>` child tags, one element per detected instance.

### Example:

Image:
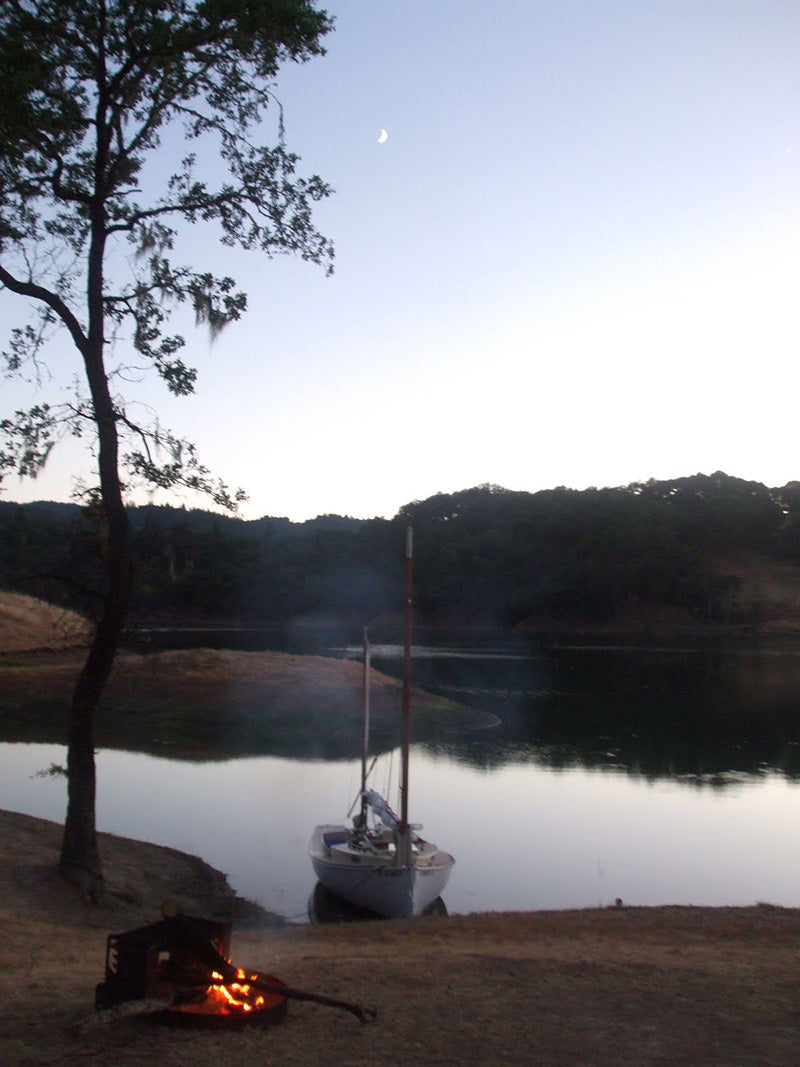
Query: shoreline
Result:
<box><xmin>3</xmin><ymin>594</ymin><xmax>800</xmax><ymax>1061</ymax></box>
<box><xmin>2</xmin><ymin>808</ymin><xmax>800</xmax><ymax>1064</ymax></box>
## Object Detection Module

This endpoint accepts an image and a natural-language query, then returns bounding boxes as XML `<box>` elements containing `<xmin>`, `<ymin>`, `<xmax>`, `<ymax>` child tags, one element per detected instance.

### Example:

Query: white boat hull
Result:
<box><xmin>309</xmin><ymin>823</ymin><xmax>454</xmax><ymax>919</ymax></box>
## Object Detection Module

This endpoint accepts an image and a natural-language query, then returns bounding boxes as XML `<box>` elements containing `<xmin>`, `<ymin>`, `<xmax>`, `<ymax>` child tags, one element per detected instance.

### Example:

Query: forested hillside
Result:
<box><xmin>2</xmin><ymin>472</ymin><xmax>800</xmax><ymax>639</ymax></box>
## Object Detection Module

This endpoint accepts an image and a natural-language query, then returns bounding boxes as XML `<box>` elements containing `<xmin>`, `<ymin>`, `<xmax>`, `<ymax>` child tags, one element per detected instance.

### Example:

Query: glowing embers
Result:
<box><xmin>165</xmin><ymin>965</ymin><xmax>288</xmax><ymax>1029</ymax></box>
<box><xmin>211</xmin><ymin>968</ymin><xmax>265</xmax><ymax>1013</ymax></box>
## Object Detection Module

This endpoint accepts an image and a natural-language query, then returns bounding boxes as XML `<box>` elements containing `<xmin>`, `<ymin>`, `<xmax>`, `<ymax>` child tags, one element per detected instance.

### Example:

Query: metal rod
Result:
<box><xmin>359</xmin><ymin>627</ymin><xmax>371</xmax><ymax>826</ymax></box>
<box><xmin>399</xmin><ymin>525</ymin><xmax>413</xmax><ymax>846</ymax></box>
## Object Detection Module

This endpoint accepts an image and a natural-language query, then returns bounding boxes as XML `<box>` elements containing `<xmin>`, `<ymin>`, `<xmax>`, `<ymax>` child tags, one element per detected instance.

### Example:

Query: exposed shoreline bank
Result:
<box><xmin>1</xmin><ymin>808</ymin><xmax>799</xmax><ymax>1065</ymax></box>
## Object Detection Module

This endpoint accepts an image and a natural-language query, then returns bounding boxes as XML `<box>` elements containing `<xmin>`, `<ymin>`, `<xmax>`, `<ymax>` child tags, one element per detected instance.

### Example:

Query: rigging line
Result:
<box><xmin>347</xmin><ymin>755</ymin><xmax>379</xmax><ymax>818</ymax></box>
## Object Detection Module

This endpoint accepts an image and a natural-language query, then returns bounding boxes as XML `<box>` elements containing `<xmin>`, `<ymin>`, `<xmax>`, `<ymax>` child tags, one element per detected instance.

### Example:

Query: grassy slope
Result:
<box><xmin>0</xmin><ymin>591</ymin><xmax>91</xmax><ymax>652</ymax></box>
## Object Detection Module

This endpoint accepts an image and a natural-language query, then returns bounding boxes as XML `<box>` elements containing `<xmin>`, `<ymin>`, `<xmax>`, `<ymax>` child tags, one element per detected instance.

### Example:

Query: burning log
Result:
<box><xmin>189</xmin><ymin>937</ymin><xmax>376</xmax><ymax>1024</ymax></box>
<box><xmin>226</xmin><ymin>972</ymin><xmax>376</xmax><ymax>1024</ymax></box>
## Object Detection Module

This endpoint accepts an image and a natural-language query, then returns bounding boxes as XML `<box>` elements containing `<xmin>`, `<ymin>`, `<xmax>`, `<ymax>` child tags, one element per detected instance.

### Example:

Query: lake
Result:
<box><xmin>2</xmin><ymin>641</ymin><xmax>800</xmax><ymax>920</ymax></box>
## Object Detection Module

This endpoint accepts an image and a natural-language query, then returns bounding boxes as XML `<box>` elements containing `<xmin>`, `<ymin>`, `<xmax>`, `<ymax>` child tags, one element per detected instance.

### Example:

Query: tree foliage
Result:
<box><xmin>2</xmin><ymin>472</ymin><xmax>795</xmax><ymax>640</ymax></box>
<box><xmin>0</xmin><ymin>0</ymin><xmax>333</xmax><ymax>496</ymax></box>
<box><xmin>0</xmin><ymin>0</ymin><xmax>334</xmax><ymax>896</ymax></box>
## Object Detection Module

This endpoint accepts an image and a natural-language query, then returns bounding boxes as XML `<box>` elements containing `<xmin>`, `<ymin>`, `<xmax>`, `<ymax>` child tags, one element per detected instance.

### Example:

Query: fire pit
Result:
<box><xmin>71</xmin><ymin>908</ymin><xmax>374</xmax><ymax>1039</ymax></box>
<box><xmin>95</xmin><ymin>913</ymin><xmax>288</xmax><ymax>1029</ymax></box>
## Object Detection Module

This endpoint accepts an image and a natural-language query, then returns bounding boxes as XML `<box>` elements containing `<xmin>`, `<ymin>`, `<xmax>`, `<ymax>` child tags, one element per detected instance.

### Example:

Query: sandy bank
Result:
<box><xmin>1</xmin><ymin>809</ymin><xmax>799</xmax><ymax>1065</ymax></box>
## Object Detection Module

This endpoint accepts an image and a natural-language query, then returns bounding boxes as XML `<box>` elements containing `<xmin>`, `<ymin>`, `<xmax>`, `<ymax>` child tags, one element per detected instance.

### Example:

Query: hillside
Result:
<box><xmin>717</xmin><ymin>554</ymin><xmax>800</xmax><ymax>633</ymax></box>
<box><xmin>5</xmin><ymin>474</ymin><xmax>800</xmax><ymax>637</ymax></box>
<box><xmin>0</xmin><ymin>591</ymin><xmax>487</xmax><ymax>759</ymax></box>
<box><xmin>4</xmin><ymin>550</ymin><xmax>800</xmax><ymax>659</ymax></box>
<box><xmin>0</xmin><ymin>591</ymin><xmax>91</xmax><ymax>653</ymax></box>
<box><xmin>540</xmin><ymin>551</ymin><xmax>800</xmax><ymax>639</ymax></box>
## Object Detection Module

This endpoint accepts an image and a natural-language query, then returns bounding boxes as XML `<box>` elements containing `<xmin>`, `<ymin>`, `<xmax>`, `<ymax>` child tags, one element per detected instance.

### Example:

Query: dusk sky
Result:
<box><xmin>4</xmin><ymin>1</ymin><xmax>800</xmax><ymax>521</ymax></box>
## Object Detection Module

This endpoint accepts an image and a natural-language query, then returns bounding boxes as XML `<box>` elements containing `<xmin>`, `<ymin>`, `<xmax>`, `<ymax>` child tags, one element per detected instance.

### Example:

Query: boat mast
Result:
<box><xmin>359</xmin><ymin>627</ymin><xmax>371</xmax><ymax>828</ymax></box>
<box><xmin>398</xmin><ymin>525</ymin><xmax>413</xmax><ymax>863</ymax></box>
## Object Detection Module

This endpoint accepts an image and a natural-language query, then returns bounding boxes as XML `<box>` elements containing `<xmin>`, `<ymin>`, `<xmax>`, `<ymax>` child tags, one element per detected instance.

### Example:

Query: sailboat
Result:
<box><xmin>308</xmin><ymin>528</ymin><xmax>455</xmax><ymax>919</ymax></box>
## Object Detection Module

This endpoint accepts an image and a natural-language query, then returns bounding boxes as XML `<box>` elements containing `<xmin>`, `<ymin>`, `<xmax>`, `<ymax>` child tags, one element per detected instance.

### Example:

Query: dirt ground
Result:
<box><xmin>0</xmin><ymin>810</ymin><xmax>798</xmax><ymax>1066</ymax></box>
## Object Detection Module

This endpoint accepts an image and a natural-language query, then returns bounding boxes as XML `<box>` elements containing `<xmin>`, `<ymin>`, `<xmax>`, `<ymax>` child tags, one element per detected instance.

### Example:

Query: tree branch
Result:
<box><xmin>0</xmin><ymin>263</ymin><xmax>88</xmax><ymax>355</ymax></box>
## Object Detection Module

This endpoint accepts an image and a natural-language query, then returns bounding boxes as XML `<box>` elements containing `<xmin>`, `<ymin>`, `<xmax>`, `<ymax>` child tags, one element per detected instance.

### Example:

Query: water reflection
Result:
<box><xmin>2</xmin><ymin>741</ymin><xmax>800</xmax><ymax>918</ymax></box>
<box><xmin>307</xmin><ymin>882</ymin><xmax>447</xmax><ymax>924</ymax></box>
<box><xmin>386</xmin><ymin>645</ymin><xmax>800</xmax><ymax>783</ymax></box>
<box><xmin>6</xmin><ymin>642</ymin><xmax>800</xmax><ymax>783</ymax></box>
<box><xmin>3</xmin><ymin>643</ymin><xmax>800</xmax><ymax>918</ymax></box>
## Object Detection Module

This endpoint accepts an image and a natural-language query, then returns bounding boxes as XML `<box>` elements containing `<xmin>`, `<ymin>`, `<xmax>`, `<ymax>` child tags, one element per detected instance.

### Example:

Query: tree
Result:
<box><xmin>0</xmin><ymin>0</ymin><xmax>334</xmax><ymax>900</ymax></box>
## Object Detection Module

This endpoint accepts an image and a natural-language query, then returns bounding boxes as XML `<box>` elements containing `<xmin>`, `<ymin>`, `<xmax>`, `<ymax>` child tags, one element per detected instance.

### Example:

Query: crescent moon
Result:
<box><xmin>378</xmin><ymin>128</ymin><xmax>388</xmax><ymax>143</ymax></box>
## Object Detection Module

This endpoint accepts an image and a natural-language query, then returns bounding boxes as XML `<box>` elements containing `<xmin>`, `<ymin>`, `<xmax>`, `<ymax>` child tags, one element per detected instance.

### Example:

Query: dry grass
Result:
<box><xmin>0</xmin><ymin>591</ymin><xmax>91</xmax><ymax>653</ymax></box>
<box><xmin>1</xmin><ymin>811</ymin><xmax>800</xmax><ymax>1066</ymax></box>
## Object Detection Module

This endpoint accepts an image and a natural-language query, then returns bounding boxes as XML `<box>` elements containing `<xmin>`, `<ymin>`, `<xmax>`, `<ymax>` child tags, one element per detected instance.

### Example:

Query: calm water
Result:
<box><xmin>2</xmin><ymin>643</ymin><xmax>800</xmax><ymax>920</ymax></box>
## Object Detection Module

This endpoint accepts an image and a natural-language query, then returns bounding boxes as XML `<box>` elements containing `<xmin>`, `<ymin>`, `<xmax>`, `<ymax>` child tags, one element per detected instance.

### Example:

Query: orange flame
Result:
<box><xmin>207</xmin><ymin>969</ymin><xmax>265</xmax><ymax>1013</ymax></box>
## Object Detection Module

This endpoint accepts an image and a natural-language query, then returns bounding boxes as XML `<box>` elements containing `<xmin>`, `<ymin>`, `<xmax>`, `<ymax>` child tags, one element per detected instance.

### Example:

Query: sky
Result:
<box><xmin>3</xmin><ymin>0</ymin><xmax>800</xmax><ymax>521</ymax></box>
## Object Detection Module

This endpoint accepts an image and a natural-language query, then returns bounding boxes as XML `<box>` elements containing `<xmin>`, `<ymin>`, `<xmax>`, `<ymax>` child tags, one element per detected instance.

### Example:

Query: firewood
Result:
<box><xmin>66</xmin><ymin>993</ymin><xmax>176</xmax><ymax>1038</ymax></box>
<box><xmin>247</xmin><ymin>975</ymin><xmax>376</xmax><ymax>1024</ymax></box>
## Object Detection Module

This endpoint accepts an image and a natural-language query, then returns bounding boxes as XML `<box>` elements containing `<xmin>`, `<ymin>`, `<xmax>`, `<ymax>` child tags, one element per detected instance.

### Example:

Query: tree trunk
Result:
<box><xmin>59</xmin><ymin>685</ymin><xmax>102</xmax><ymax>901</ymax></box>
<box><xmin>58</xmin><ymin>412</ymin><xmax>132</xmax><ymax>899</ymax></box>
<box><xmin>59</xmin><ymin>142</ymin><xmax>133</xmax><ymax>896</ymax></box>
<box><xmin>59</xmin><ymin>535</ymin><xmax>132</xmax><ymax>900</ymax></box>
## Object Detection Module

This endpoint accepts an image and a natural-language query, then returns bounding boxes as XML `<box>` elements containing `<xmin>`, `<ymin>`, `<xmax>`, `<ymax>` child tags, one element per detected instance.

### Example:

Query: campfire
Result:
<box><xmin>94</xmin><ymin>912</ymin><xmax>288</xmax><ymax>1029</ymax></box>
<box><xmin>69</xmin><ymin>908</ymin><xmax>374</xmax><ymax>1038</ymax></box>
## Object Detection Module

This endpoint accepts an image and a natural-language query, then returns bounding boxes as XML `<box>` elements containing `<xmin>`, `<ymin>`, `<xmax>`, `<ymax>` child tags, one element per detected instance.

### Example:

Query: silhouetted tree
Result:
<box><xmin>0</xmin><ymin>0</ymin><xmax>333</xmax><ymax>898</ymax></box>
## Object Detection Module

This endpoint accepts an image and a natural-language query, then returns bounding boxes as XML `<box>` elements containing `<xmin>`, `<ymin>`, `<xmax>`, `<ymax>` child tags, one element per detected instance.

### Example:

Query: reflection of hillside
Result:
<box><xmin>0</xmin><ymin>648</ymin><xmax>488</xmax><ymax>763</ymax></box>
<box><xmin>421</xmin><ymin>648</ymin><xmax>800</xmax><ymax>784</ymax></box>
<box><xmin>4</xmin><ymin>644</ymin><xmax>800</xmax><ymax>778</ymax></box>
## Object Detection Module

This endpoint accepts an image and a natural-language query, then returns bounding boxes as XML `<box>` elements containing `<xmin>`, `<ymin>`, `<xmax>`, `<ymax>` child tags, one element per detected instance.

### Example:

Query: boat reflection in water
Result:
<box><xmin>308</xmin><ymin>882</ymin><xmax>448</xmax><ymax>924</ymax></box>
